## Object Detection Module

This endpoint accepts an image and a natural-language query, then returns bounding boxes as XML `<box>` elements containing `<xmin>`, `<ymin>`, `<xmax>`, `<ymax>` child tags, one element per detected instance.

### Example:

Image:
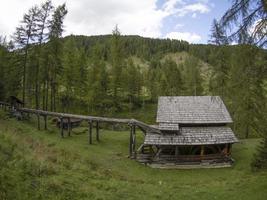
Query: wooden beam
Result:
<box><xmin>88</xmin><ymin>120</ymin><xmax>92</xmax><ymax>144</ymax></box>
<box><xmin>60</xmin><ymin>117</ymin><xmax>64</xmax><ymax>138</ymax></box>
<box><xmin>96</xmin><ymin>121</ymin><xmax>99</xmax><ymax>142</ymax></box>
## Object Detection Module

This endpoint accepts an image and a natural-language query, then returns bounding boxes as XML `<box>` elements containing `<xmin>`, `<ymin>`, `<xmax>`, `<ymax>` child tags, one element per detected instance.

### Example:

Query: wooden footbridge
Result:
<box><xmin>0</xmin><ymin>101</ymin><xmax>160</xmax><ymax>157</ymax></box>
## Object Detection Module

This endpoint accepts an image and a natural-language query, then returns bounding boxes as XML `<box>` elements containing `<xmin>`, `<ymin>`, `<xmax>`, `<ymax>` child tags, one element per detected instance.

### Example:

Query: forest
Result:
<box><xmin>0</xmin><ymin>2</ymin><xmax>266</xmax><ymax>141</ymax></box>
<box><xmin>0</xmin><ymin>0</ymin><xmax>267</xmax><ymax>199</ymax></box>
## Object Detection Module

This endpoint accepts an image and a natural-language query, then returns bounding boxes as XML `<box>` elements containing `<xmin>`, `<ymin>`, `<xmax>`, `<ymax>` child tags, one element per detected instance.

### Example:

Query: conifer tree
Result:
<box><xmin>110</xmin><ymin>25</ymin><xmax>124</xmax><ymax>112</ymax></box>
<box><xmin>47</xmin><ymin>3</ymin><xmax>67</xmax><ymax>111</ymax></box>
<box><xmin>13</xmin><ymin>6</ymin><xmax>39</xmax><ymax>104</ymax></box>
<box><xmin>183</xmin><ymin>56</ymin><xmax>203</xmax><ymax>96</ymax></box>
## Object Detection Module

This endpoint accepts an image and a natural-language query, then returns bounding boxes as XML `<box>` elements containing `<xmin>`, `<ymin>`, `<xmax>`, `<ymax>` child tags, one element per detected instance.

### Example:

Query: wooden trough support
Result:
<box><xmin>88</xmin><ymin>120</ymin><xmax>93</xmax><ymax>144</ymax></box>
<box><xmin>0</xmin><ymin>101</ymin><xmax>10</xmax><ymax>111</ymax></box>
<box><xmin>129</xmin><ymin>124</ymin><xmax>137</xmax><ymax>158</ymax></box>
<box><xmin>0</xmin><ymin>102</ymin><xmax>161</xmax><ymax>159</ymax></box>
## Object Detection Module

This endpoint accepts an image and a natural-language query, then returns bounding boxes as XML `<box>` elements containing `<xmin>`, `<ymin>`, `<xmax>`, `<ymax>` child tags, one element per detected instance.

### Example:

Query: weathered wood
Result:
<box><xmin>88</xmin><ymin>120</ymin><xmax>92</xmax><ymax>144</ymax></box>
<box><xmin>19</xmin><ymin>107</ymin><xmax>131</xmax><ymax>124</ymax></box>
<box><xmin>96</xmin><ymin>121</ymin><xmax>99</xmax><ymax>142</ymax></box>
<box><xmin>132</xmin><ymin>125</ymin><xmax>136</xmax><ymax>158</ymax></box>
<box><xmin>60</xmin><ymin>117</ymin><xmax>64</xmax><ymax>138</ymax></box>
<box><xmin>44</xmin><ymin>115</ymin><xmax>47</xmax><ymax>130</ymax></box>
<box><xmin>129</xmin><ymin>125</ymin><xmax>133</xmax><ymax>157</ymax></box>
<box><xmin>200</xmin><ymin>146</ymin><xmax>205</xmax><ymax>156</ymax></box>
<box><xmin>37</xmin><ymin>114</ymin><xmax>40</xmax><ymax>130</ymax></box>
<box><xmin>67</xmin><ymin>117</ymin><xmax>71</xmax><ymax>137</ymax></box>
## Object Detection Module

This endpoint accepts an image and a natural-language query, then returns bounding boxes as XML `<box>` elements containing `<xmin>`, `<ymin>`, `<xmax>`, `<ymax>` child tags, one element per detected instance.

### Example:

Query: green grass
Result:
<box><xmin>0</xmin><ymin>111</ymin><xmax>267</xmax><ymax>200</ymax></box>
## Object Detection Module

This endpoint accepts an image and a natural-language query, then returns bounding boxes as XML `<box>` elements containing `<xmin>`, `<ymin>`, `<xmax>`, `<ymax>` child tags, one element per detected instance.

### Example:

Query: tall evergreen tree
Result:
<box><xmin>110</xmin><ymin>25</ymin><xmax>124</xmax><ymax>112</ymax></box>
<box><xmin>47</xmin><ymin>3</ymin><xmax>67</xmax><ymax>111</ymax></box>
<box><xmin>13</xmin><ymin>6</ymin><xmax>39</xmax><ymax>104</ymax></box>
<box><xmin>183</xmin><ymin>56</ymin><xmax>203</xmax><ymax>96</ymax></box>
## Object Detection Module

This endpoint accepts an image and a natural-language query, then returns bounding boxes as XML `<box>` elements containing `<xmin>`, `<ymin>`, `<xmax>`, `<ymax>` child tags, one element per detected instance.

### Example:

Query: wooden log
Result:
<box><xmin>67</xmin><ymin>117</ymin><xmax>71</xmax><ymax>137</ymax></box>
<box><xmin>44</xmin><ymin>115</ymin><xmax>47</xmax><ymax>130</ymax></box>
<box><xmin>88</xmin><ymin>120</ymin><xmax>92</xmax><ymax>144</ymax></box>
<box><xmin>60</xmin><ymin>117</ymin><xmax>64</xmax><ymax>138</ymax></box>
<box><xmin>96</xmin><ymin>121</ymin><xmax>99</xmax><ymax>142</ymax></box>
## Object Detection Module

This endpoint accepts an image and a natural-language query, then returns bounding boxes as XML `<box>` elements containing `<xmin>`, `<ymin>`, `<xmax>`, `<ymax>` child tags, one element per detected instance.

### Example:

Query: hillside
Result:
<box><xmin>0</xmin><ymin>111</ymin><xmax>267</xmax><ymax>200</ymax></box>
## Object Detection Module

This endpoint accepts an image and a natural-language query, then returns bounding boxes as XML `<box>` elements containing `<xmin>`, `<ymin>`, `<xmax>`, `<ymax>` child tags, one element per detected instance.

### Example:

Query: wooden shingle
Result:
<box><xmin>156</xmin><ymin>96</ymin><xmax>233</xmax><ymax>124</ymax></box>
<box><xmin>145</xmin><ymin>126</ymin><xmax>238</xmax><ymax>145</ymax></box>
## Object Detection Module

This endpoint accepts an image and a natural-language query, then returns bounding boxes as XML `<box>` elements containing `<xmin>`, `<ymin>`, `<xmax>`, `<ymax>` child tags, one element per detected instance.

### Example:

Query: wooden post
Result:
<box><xmin>44</xmin><ymin>115</ymin><xmax>47</xmax><ymax>130</ymax></box>
<box><xmin>129</xmin><ymin>125</ymin><xmax>133</xmax><ymax>157</ymax></box>
<box><xmin>67</xmin><ymin>117</ymin><xmax>71</xmax><ymax>137</ymax></box>
<box><xmin>37</xmin><ymin>114</ymin><xmax>40</xmax><ymax>130</ymax></box>
<box><xmin>60</xmin><ymin>117</ymin><xmax>64</xmax><ymax>138</ymax></box>
<box><xmin>96</xmin><ymin>121</ymin><xmax>99</xmax><ymax>142</ymax></box>
<box><xmin>132</xmin><ymin>125</ymin><xmax>136</xmax><ymax>158</ymax></box>
<box><xmin>200</xmin><ymin>145</ymin><xmax>205</xmax><ymax>156</ymax></box>
<box><xmin>175</xmin><ymin>146</ymin><xmax>179</xmax><ymax>157</ymax></box>
<box><xmin>225</xmin><ymin>144</ymin><xmax>231</xmax><ymax>155</ymax></box>
<box><xmin>88</xmin><ymin>120</ymin><xmax>92</xmax><ymax>144</ymax></box>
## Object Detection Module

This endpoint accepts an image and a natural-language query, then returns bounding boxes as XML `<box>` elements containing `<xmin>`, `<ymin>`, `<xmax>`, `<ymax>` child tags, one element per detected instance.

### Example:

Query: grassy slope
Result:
<box><xmin>0</xmin><ymin>111</ymin><xmax>267</xmax><ymax>200</ymax></box>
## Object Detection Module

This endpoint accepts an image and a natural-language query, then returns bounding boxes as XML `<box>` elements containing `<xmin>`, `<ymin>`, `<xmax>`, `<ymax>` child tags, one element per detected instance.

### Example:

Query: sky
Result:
<box><xmin>0</xmin><ymin>0</ymin><xmax>232</xmax><ymax>44</ymax></box>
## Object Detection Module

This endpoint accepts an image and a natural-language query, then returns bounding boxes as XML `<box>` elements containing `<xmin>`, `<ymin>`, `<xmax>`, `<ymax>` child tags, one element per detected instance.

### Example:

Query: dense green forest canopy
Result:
<box><xmin>1</xmin><ymin>33</ymin><xmax>267</xmax><ymax>139</ymax></box>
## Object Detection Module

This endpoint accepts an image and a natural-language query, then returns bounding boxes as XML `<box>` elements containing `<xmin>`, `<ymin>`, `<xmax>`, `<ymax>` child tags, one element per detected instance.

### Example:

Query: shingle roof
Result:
<box><xmin>156</xmin><ymin>96</ymin><xmax>233</xmax><ymax>124</ymax></box>
<box><xmin>158</xmin><ymin>123</ymin><xmax>179</xmax><ymax>131</ymax></box>
<box><xmin>144</xmin><ymin>126</ymin><xmax>238</xmax><ymax>145</ymax></box>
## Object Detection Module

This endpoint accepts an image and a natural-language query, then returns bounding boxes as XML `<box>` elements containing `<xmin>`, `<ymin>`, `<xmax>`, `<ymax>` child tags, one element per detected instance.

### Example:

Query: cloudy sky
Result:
<box><xmin>0</xmin><ymin>0</ymin><xmax>232</xmax><ymax>44</ymax></box>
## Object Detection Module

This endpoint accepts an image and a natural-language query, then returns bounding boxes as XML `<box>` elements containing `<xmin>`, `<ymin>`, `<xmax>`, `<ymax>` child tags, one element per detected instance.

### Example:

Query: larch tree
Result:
<box><xmin>219</xmin><ymin>0</ymin><xmax>267</xmax><ymax>47</ymax></box>
<box><xmin>110</xmin><ymin>25</ymin><xmax>124</xmax><ymax>112</ymax></box>
<box><xmin>47</xmin><ymin>3</ymin><xmax>67</xmax><ymax>111</ymax></box>
<box><xmin>183</xmin><ymin>56</ymin><xmax>203</xmax><ymax>96</ymax></box>
<box><xmin>13</xmin><ymin>6</ymin><xmax>39</xmax><ymax>105</ymax></box>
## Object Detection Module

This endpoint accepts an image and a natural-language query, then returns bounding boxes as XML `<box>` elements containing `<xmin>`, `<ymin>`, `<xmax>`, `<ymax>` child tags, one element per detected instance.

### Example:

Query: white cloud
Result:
<box><xmin>176</xmin><ymin>2</ymin><xmax>210</xmax><ymax>17</ymax></box>
<box><xmin>165</xmin><ymin>31</ymin><xmax>202</xmax><ymax>43</ymax></box>
<box><xmin>0</xmin><ymin>0</ymin><xmax>211</xmax><ymax>40</ymax></box>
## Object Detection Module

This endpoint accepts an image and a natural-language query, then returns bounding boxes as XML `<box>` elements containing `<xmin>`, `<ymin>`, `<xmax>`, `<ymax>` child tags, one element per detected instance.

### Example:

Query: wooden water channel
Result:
<box><xmin>0</xmin><ymin>101</ymin><xmax>159</xmax><ymax>157</ymax></box>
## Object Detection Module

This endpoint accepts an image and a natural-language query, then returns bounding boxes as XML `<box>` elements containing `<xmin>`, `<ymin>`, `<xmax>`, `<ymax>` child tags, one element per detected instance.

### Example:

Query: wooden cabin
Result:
<box><xmin>136</xmin><ymin>96</ymin><xmax>238</xmax><ymax>168</ymax></box>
